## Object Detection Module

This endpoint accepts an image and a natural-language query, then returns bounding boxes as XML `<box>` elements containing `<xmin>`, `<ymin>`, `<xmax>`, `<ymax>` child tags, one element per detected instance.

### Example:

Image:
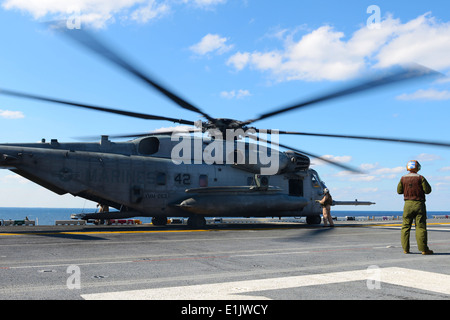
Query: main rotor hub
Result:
<box><xmin>201</xmin><ymin>118</ymin><xmax>251</xmax><ymax>134</ymax></box>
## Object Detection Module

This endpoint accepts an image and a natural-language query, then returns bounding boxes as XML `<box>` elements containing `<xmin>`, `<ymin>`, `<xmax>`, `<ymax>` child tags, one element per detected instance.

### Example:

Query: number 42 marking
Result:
<box><xmin>174</xmin><ymin>173</ymin><xmax>190</xmax><ymax>185</ymax></box>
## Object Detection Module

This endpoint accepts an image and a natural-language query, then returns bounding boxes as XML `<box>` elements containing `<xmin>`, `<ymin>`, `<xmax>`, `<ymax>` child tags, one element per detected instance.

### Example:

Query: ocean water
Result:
<box><xmin>0</xmin><ymin>207</ymin><xmax>449</xmax><ymax>226</ymax></box>
<box><xmin>0</xmin><ymin>207</ymin><xmax>155</xmax><ymax>225</ymax></box>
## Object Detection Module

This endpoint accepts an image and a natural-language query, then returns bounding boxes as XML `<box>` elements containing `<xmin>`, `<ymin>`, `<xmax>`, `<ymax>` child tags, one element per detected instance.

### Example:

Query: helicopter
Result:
<box><xmin>0</xmin><ymin>26</ymin><xmax>447</xmax><ymax>228</ymax></box>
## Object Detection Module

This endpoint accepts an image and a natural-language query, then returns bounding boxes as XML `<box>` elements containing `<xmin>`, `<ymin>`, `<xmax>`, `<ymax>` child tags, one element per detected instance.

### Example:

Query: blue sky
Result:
<box><xmin>0</xmin><ymin>0</ymin><xmax>450</xmax><ymax>211</ymax></box>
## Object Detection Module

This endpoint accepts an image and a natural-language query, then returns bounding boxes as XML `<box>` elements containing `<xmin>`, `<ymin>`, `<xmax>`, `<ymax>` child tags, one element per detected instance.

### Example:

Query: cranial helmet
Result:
<box><xmin>406</xmin><ymin>160</ymin><xmax>421</xmax><ymax>173</ymax></box>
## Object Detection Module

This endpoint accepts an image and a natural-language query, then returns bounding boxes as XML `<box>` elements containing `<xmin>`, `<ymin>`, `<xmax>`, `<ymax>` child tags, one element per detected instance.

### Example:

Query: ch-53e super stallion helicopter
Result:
<box><xmin>0</xmin><ymin>26</ymin><xmax>447</xmax><ymax>228</ymax></box>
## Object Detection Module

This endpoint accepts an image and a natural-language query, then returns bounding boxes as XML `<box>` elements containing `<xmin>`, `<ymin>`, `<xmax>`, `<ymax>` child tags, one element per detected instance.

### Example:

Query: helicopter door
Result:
<box><xmin>289</xmin><ymin>179</ymin><xmax>303</xmax><ymax>197</ymax></box>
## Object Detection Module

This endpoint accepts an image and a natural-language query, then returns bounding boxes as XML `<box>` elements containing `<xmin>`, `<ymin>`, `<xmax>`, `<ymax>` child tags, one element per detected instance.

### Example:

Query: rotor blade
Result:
<box><xmin>247</xmin><ymin>134</ymin><xmax>363</xmax><ymax>174</ymax></box>
<box><xmin>106</xmin><ymin>130</ymin><xmax>200</xmax><ymax>139</ymax></box>
<box><xmin>50</xmin><ymin>23</ymin><xmax>214</xmax><ymax>121</ymax></box>
<box><xmin>77</xmin><ymin>127</ymin><xmax>201</xmax><ymax>141</ymax></box>
<box><xmin>259</xmin><ymin>129</ymin><xmax>450</xmax><ymax>148</ymax></box>
<box><xmin>244</xmin><ymin>65</ymin><xmax>441</xmax><ymax>125</ymax></box>
<box><xmin>0</xmin><ymin>88</ymin><xmax>195</xmax><ymax>126</ymax></box>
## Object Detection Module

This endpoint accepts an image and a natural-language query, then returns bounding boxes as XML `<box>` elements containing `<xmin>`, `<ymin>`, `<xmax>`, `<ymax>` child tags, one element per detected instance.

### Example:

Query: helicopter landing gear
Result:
<box><xmin>187</xmin><ymin>215</ymin><xmax>206</xmax><ymax>228</ymax></box>
<box><xmin>152</xmin><ymin>216</ymin><xmax>168</xmax><ymax>226</ymax></box>
<box><xmin>306</xmin><ymin>215</ymin><xmax>322</xmax><ymax>225</ymax></box>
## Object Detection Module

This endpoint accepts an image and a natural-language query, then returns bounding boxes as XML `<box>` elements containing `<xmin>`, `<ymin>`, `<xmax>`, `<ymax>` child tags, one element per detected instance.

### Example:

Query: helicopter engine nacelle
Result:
<box><xmin>281</xmin><ymin>151</ymin><xmax>310</xmax><ymax>173</ymax></box>
<box><xmin>231</xmin><ymin>149</ymin><xmax>310</xmax><ymax>174</ymax></box>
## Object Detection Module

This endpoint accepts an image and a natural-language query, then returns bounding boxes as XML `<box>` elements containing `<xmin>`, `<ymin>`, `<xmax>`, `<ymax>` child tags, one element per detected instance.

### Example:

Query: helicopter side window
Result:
<box><xmin>156</xmin><ymin>172</ymin><xmax>166</xmax><ymax>185</ymax></box>
<box><xmin>289</xmin><ymin>179</ymin><xmax>303</xmax><ymax>196</ymax></box>
<box><xmin>138</xmin><ymin>137</ymin><xmax>160</xmax><ymax>155</ymax></box>
<box><xmin>199</xmin><ymin>174</ymin><xmax>208</xmax><ymax>187</ymax></box>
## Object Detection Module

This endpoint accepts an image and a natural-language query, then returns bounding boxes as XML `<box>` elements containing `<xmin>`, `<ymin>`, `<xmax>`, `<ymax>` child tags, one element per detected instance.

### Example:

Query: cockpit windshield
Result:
<box><xmin>310</xmin><ymin>169</ymin><xmax>326</xmax><ymax>189</ymax></box>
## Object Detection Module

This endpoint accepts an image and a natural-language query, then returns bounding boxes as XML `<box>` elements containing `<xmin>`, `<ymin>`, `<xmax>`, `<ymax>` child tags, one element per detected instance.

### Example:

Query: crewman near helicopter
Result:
<box><xmin>397</xmin><ymin>160</ymin><xmax>433</xmax><ymax>255</ymax></box>
<box><xmin>318</xmin><ymin>188</ymin><xmax>334</xmax><ymax>227</ymax></box>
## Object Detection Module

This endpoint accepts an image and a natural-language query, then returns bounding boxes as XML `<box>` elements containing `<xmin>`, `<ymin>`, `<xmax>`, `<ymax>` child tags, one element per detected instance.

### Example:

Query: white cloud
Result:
<box><xmin>372</xmin><ymin>166</ymin><xmax>403</xmax><ymax>175</ymax></box>
<box><xmin>359</xmin><ymin>162</ymin><xmax>379</xmax><ymax>171</ymax></box>
<box><xmin>363</xmin><ymin>163</ymin><xmax>405</xmax><ymax>175</ymax></box>
<box><xmin>129</xmin><ymin>0</ymin><xmax>170</xmax><ymax>23</ymax></box>
<box><xmin>396</xmin><ymin>89</ymin><xmax>450</xmax><ymax>101</ymax></box>
<box><xmin>249</xmin><ymin>51</ymin><xmax>283</xmax><ymax>71</ymax></box>
<box><xmin>182</xmin><ymin>0</ymin><xmax>226</xmax><ymax>8</ymax></box>
<box><xmin>350</xmin><ymin>175</ymin><xmax>377</xmax><ymax>182</ymax></box>
<box><xmin>434</xmin><ymin>182</ymin><xmax>450</xmax><ymax>191</ymax></box>
<box><xmin>327</xmin><ymin>155</ymin><xmax>352</xmax><ymax>163</ymax></box>
<box><xmin>312</xmin><ymin>154</ymin><xmax>353</xmax><ymax>171</ymax></box>
<box><xmin>334</xmin><ymin>170</ymin><xmax>377</xmax><ymax>181</ymax></box>
<box><xmin>375</xmin><ymin>13</ymin><xmax>450</xmax><ymax>70</ymax></box>
<box><xmin>220</xmin><ymin>89</ymin><xmax>251</xmax><ymax>99</ymax></box>
<box><xmin>190</xmin><ymin>33</ymin><xmax>233</xmax><ymax>55</ymax></box>
<box><xmin>332</xmin><ymin>162</ymin><xmax>404</xmax><ymax>182</ymax></box>
<box><xmin>434</xmin><ymin>176</ymin><xmax>450</xmax><ymax>181</ymax></box>
<box><xmin>227</xmin><ymin>13</ymin><xmax>450</xmax><ymax>82</ymax></box>
<box><xmin>415</xmin><ymin>153</ymin><xmax>442</xmax><ymax>162</ymax></box>
<box><xmin>226</xmin><ymin>51</ymin><xmax>249</xmax><ymax>71</ymax></box>
<box><xmin>1</xmin><ymin>0</ymin><xmax>223</xmax><ymax>28</ymax></box>
<box><xmin>227</xmin><ymin>24</ymin><xmax>366</xmax><ymax>81</ymax></box>
<box><xmin>2</xmin><ymin>0</ymin><xmax>168</xmax><ymax>28</ymax></box>
<box><xmin>359</xmin><ymin>187</ymin><xmax>379</xmax><ymax>193</ymax></box>
<box><xmin>0</xmin><ymin>109</ymin><xmax>24</xmax><ymax>119</ymax></box>
<box><xmin>0</xmin><ymin>173</ymin><xmax>29</xmax><ymax>184</ymax></box>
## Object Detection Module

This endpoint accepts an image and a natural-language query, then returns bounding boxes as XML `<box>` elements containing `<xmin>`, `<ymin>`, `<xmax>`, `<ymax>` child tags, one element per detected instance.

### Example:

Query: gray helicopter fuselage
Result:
<box><xmin>0</xmin><ymin>134</ymin><xmax>328</xmax><ymax>219</ymax></box>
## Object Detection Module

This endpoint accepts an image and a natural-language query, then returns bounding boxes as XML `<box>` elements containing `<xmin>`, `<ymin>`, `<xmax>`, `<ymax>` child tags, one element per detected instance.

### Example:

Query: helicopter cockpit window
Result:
<box><xmin>138</xmin><ymin>137</ymin><xmax>160</xmax><ymax>155</ymax></box>
<box><xmin>311</xmin><ymin>176</ymin><xmax>320</xmax><ymax>188</ymax></box>
<box><xmin>310</xmin><ymin>169</ymin><xmax>325</xmax><ymax>189</ymax></box>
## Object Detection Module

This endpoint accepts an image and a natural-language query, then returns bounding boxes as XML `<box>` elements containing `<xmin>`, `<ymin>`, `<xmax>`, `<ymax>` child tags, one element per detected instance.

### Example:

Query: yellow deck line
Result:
<box><xmin>0</xmin><ymin>229</ymin><xmax>211</xmax><ymax>236</ymax></box>
<box><xmin>0</xmin><ymin>222</ymin><xmax>449</xmax><ymax>236</ymax></box>
<box><xmin>360</xmin><ymin>222</ymin><xmax>450</xmax><ymax>227</ymax></box>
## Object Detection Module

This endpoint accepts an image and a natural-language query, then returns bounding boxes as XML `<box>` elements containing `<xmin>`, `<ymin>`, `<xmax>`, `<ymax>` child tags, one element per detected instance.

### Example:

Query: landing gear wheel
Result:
<box><xmin>152</xmin><ymin>216</ymin><xmax>168</xmax><ymax>226</ymax></box>
<box><xmin>306</xmin><ymin>215</ymin><xmax>322</xmax><ymax>225</ymax></box>
<box><xmin>187</xmin><ymin>216</ymin><xmax>206</xmax><ymax>228</ymax></box>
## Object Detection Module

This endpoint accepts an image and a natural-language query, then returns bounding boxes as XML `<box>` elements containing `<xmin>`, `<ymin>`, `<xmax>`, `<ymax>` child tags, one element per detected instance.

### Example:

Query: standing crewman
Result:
<box><xmin>319</xmin><ymin>188</ymin><xmax>334</xmax><ymax>227</ymax></box>
<box><xmin>397</xmin><ymin>160</ymin><xmax>433</xmax><ymax>255</ymax></box>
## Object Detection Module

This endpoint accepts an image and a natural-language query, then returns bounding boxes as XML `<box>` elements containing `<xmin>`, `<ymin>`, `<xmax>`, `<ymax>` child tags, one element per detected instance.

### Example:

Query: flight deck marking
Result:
<box><xmin>81</xmin><ymin>267</ymin><xmax>450</xmax><ymax>300</ymax></box>
<box><xmin>0</xmin><ymin>222</ymin><xmax>449</xmax><ymax>237</ymax></box>
<box><xmin>0</xmin><ymin>229</ymin><xmax>211</xmax><ymax>236</ymax></box>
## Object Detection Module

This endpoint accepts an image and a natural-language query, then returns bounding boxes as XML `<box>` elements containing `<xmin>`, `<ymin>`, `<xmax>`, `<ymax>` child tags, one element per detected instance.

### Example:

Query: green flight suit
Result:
<box><xmin>397</xmin><ymin>173</ymin><xmax>432</xmax><ymax>252</ymax></box>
